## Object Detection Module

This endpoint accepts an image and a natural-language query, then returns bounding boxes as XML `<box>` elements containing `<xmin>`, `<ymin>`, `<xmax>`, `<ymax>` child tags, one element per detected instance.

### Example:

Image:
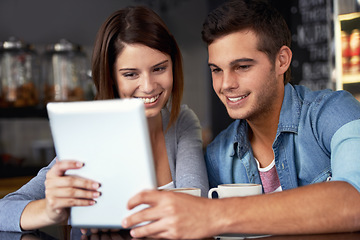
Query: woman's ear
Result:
<box><xmin>276</xmin><ymin>45</ymin><xmax>292</xmax><ymax>75</ymax></box>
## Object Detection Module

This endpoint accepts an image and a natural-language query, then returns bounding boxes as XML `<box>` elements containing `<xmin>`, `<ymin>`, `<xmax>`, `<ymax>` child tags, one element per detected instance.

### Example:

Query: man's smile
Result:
<box><xmin>226</xmin><ymin>93</ymin><xmax>250</xmax><ymax>102</ymax></box>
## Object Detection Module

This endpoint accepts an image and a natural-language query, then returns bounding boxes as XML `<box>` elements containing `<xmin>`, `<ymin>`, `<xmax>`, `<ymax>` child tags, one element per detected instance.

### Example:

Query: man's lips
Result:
<box><xmin>227</xmin><ymin>93</ymin><xmax>250</xmax><ymax>102</ymax></box>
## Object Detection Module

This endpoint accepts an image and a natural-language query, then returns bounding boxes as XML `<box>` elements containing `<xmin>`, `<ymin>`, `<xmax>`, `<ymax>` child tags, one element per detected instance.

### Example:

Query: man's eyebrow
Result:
<box><xmin>208</xmin><ymin>63</ymin><xmax>219</xmax><ymax>68</ymax></box>
<box><xmin>208</xmin><ymin>58</ymin><xmax>255</xmax><ymax>68</ymax></box>
<box><xmin>230</xmin><ymin>58</ymin><xmax>255</xmax><ymax>67</ymax></box>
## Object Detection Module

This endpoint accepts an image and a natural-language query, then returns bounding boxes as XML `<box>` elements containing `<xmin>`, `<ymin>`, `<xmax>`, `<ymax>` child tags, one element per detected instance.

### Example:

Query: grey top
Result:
<box><xmin>0</xmin><ymin>104</ymin><xmax>209</xmax><ymax>232</ymax></box>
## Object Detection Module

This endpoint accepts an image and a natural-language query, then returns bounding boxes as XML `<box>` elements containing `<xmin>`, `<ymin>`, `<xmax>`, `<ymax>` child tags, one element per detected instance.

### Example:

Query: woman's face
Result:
<box><xmin>114</xmin><ymin>44</ymin><xmax>173</xmax><ymax>119</ymax></box>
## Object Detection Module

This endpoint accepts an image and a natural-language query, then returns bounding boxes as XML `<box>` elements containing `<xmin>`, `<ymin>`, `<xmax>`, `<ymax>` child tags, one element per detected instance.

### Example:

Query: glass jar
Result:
<box><xmin>42</xmin><ymin>39</ymin><xmax>89</xmax><ymax>103</ymax></box>
<box><xmin>0</xmin><ymin>37</ymin><xmax>40</xmax><ymax>107</ymax></box>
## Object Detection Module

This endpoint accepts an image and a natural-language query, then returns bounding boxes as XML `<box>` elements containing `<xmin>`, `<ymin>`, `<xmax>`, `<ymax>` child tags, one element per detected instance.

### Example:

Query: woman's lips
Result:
<box><xmin>136</xmin><ymin>92</ymin><xmax>162</xmax><ymax>104</ymax></box>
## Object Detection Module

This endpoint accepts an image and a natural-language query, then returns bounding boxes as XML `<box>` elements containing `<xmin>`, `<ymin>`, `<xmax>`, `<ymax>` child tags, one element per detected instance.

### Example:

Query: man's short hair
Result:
<box><xmin>202</xmin><ymin>0</ymin><xmax>292</xmax><ymax>84</ymax></box>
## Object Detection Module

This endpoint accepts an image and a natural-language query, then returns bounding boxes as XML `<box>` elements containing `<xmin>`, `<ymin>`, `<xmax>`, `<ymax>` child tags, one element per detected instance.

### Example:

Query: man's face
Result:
<box><xmin>208</xmin><ymin>30</ymin><xmax>284</xmax><ymax>121</ymax></box>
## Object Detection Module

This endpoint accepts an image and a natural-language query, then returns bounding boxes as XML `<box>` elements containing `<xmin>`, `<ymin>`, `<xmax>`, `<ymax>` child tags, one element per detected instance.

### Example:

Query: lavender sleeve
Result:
<box><xmin>163</xmin><ymin>105</ymin><xmax>209</xmax><ymax>197</ymax></box>
<box><xmin>0</xmin><ymin>159</ymin><xmax>55</xmax><ymax>232</ymax></box>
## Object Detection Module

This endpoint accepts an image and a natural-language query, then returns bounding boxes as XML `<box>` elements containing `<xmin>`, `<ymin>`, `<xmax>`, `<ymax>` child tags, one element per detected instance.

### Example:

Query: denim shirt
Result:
<box><xmin>205</xmin><ymin>84</ymin><xmax>360</xmax><ymax>192</ymax></box>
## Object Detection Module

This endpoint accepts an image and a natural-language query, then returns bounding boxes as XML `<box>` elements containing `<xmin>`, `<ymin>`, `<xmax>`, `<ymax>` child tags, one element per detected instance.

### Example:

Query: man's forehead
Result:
<box><xmin>208</xmin><ymin>30</ymin><xmax>260</xmax><ymax>65</ymax></box>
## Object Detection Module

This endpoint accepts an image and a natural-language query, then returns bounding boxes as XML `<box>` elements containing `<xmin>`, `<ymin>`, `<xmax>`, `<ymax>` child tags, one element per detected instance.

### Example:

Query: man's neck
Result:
<box><xmin>247</xmin><ymin>111</ymin><xmax>279</xmax><ymax>147</ymax></box>
<box><xmin>247</xmin><ymin>97</ymin><xmax>283</xmax><ymax>167</ymax></box>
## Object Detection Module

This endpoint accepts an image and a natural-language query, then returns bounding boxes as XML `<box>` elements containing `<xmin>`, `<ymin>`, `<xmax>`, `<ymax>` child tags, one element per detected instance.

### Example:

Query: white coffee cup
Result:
<box><xmin>208</xmin><ymin>183</ymin><xmax>262</xmax><ymax>199</ymax></box>
<box><xmin>163</xmin><ymin>187</ymin><xmax>201</xmax><ymax>197</ymax></box>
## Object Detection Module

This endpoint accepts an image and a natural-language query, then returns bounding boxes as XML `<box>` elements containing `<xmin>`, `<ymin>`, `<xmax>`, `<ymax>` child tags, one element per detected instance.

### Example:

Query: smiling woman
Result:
<box><xmin>114</xmin><ymin>44</ymin><xmax>173</xmax><ymax>120</ymax></box>
<box><xmin>0</xmin><ymin>5</ymin><xmax>209</xmax><ymax>233</ymax></box>
<box><xmin>90</xmin><ymin>6</ymin><xmax>209</xmax><ymax>190</ymax></box>
<box><xmin>92</xmin><ymin>6</ymin><xmax>183</xmax><ymax>129</ymax></box>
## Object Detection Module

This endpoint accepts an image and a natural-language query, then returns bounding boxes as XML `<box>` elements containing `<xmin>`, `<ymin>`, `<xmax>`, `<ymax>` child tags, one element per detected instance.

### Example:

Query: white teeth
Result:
<box><xmin>139</xmin><ymin>94</ymin><xmax>160</xmax><ymax>104</ymax></box>
<box><xmin>228</xmin><ymin>94</ymin><xmax>249</xmax><ymax>102</ymax></box>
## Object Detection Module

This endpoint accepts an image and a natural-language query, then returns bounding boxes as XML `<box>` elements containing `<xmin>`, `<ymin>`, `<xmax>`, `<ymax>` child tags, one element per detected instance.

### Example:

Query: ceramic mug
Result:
<box><xmin>208</xmin><ymin>183</ymin><xmax>262</xmax><ymax>198</ymax></box>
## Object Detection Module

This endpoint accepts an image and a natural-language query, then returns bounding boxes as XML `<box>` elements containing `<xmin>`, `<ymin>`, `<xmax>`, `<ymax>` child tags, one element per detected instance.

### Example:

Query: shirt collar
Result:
<box><xmin>232</xmin><ymin>119</ymin><xmax>251</xmax><ymax>158</ymax></box>
<box><xmin>278</xmin><ymin>83</ymin><xmax>301</xmax><ymax>134</ymax></box>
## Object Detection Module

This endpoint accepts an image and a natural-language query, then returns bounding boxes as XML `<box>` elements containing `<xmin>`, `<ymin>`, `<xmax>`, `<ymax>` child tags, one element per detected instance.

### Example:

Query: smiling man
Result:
<box><xmin>121</xmin><ymin>0</ymin><xmax>360</xmax><ymax>239</ymax></box>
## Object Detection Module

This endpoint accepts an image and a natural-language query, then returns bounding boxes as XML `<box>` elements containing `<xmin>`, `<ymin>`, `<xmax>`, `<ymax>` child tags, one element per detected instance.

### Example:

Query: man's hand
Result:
<box><xmin>121</xmin><ymin>190</ymin><xmax>221</xmax><ymax>239</ymax></box>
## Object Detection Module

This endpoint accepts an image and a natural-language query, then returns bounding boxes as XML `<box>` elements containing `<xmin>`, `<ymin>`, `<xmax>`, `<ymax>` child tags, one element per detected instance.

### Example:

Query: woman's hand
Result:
<box><xmin>20</xmin><ymin>159</ymin><xmax>102</xmax><ymax>231</ymax></box>
<box><xmin>44</xmin><ymin>159</ymin><xmax>101</xmax><ymax>224</ymax></box>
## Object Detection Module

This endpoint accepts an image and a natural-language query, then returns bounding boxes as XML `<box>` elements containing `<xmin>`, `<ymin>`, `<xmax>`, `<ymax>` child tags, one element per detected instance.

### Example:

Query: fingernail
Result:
<box><xmin>93</xmin><ymin>183</ymin><xmax>100</xmax><ymax>189</ymax></box>
<box><xmin>93</xmin><ymin>191</ymin><xmax>101</xmax><ymax>197</ymax></box>
<box><xmin>76</xmin><ymin>162</ymin><xmax>84</xmax><ymax>167</ymax></box>
<box><xmin>122</xmin><ymin>219</ymin><xmax>128</xmax><ymax>228</ymax></box>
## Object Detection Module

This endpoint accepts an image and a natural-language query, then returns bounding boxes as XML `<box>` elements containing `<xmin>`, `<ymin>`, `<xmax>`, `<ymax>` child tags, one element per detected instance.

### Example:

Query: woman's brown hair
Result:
<box><xmin>92</xmin><ymin>6</ymin><xmax>184</xmax><ymax>128</ymax></box>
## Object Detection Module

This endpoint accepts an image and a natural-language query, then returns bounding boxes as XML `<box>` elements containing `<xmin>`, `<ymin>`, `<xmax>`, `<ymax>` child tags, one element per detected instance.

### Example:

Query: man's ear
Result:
<box><xmin>276</xmin><ymin>46</ymin><xmax>292</xmax><ymax>75</ymax></box>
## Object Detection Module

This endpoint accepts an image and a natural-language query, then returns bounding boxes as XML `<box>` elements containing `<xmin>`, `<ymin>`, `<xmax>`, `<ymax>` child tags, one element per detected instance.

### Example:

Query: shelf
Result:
<box><xmin>338</xmin><ymin>12</ymin><xmax>360</xmax><ymax>21</ymax></box>
<box><xmin>342</xmin><ymin>74</ymin><xmax>360</xmax><ymax>84</ymax></box>
<box><xmin>0</xmin><ymin>106</ymin><xmax>48</xmax><ymax>119</ymax></box>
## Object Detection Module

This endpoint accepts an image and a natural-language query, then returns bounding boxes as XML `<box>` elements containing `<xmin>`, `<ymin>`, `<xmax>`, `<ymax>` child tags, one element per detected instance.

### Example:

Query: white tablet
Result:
<box><xmin>47</xmin><ymin>98</ymin><xmax>157</xmax><ymax>228</ymax></box>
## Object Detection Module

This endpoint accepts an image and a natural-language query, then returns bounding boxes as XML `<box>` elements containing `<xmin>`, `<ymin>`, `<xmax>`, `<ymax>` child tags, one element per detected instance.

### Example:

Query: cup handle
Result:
<box><xmin>208</xmin><ymin>188</ymin><xmax>218</xmax><ymax>199</ymax></box>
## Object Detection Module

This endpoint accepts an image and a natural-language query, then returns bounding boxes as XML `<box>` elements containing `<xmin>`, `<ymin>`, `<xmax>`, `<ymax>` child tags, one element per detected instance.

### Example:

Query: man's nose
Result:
<box><xmin>221</xmin><ymin>71</ymin><xmax>239</xmax><ymax>90</ymax></box>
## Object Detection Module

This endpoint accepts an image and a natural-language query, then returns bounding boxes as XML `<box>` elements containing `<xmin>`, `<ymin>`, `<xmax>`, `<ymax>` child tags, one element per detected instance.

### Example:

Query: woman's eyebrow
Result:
<box><xmin>152</xmin><ymin>59</ymin><xmax>169</xmax><ymax>68</ymax></box>
<box><xmin>119</xmin><ymin>67</ymin><xmax>137</xmax><ymax>72</ymax></box>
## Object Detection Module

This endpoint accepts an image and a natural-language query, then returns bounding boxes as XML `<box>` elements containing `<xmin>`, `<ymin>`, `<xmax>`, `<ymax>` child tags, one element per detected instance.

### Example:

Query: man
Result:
<box><xmin>122</xmin><ymin>0</ymin><xmax>360</xmax><ymax>238</ymax></box>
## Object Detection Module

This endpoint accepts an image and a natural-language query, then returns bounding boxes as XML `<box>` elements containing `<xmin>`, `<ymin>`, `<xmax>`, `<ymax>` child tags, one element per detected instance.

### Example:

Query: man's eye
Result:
<box><xmin>237</xmin><ymin>65</ymin><xmax>251</xmax><ymax>70</ymax></box>
<box><xmin>211</xmin><ymin>68</ymin><xmax>222</xmax><ymax>73</ymax></box>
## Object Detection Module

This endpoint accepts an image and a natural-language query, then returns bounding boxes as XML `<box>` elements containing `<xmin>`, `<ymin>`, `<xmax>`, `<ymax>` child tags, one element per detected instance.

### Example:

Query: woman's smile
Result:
<box><xmin>136</xmin><ymin>92</ymin><xmax>162</xmax><ymax>104</ymax></box>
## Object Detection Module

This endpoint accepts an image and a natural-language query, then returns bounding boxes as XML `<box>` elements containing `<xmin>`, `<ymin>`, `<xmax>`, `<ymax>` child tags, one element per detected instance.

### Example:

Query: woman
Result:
<box><xmin>0</xmin><ymin>6</ymin><xmax>208</xmax><ymax>232</ymax></box>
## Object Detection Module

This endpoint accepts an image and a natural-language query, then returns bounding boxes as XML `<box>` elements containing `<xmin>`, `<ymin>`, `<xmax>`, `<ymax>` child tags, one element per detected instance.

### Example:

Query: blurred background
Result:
<box><xmin>0</xmin><ymin>0</ymin><xmax>360</xmax><ymax>184</ymax></box>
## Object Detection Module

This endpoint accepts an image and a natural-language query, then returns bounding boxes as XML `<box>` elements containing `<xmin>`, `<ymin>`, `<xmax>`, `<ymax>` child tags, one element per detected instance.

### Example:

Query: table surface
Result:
<box><xmin>0</xmin><ymin>176</ymin><xmax>34</xmax><ymax>198</ymax></box>
<box><xmin>1</xmin><ymin>226</ymin><xmax>360</xmax><ymax>240</ymax></box>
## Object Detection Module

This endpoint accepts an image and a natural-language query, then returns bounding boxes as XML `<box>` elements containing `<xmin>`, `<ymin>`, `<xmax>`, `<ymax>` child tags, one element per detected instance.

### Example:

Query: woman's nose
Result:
<box><xmin>140</xmin><ymin>74</ymin><xmax>156</xmax><ymax>93</ymax></box>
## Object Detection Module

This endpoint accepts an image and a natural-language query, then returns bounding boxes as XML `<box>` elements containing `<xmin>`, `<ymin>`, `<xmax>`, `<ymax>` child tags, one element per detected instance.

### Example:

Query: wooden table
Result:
<box><xmin>1</xmin><ymin>225</ymin><xmax>360</xmax><ymax>240</ymax></box>
<box><xmin>0</xmin><ymin>176</ymin><xmax>33</xmax><ymax>198</ymax></box>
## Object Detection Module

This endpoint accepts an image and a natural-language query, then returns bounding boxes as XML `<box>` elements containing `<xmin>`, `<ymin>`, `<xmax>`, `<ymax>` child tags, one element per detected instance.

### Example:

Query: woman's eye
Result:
<box><xmin>153</xmin><ymin>66</ymin><xmax>166</xmax><ymax>73</ymax></box>
<box><xmin>123</xmin><ymin>72</ymin><xmax>138</xmax><ymax>79</ymax></box>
